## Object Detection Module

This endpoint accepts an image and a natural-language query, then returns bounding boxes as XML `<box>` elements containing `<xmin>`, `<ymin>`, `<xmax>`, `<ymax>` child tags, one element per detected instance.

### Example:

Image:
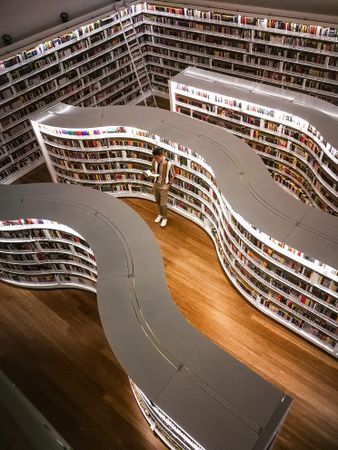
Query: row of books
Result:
<box><xmin>0</xmin><ymin>225</ymin><xmax>90</xmax><ymax>249</ymax></box>
<box><xmin>146</xmin><ymin>5</ymin><xmax>337</xmax><ymax>38</ymax></box>
<box><xmin>148</xmin><ymin>41</ymin><xmax>337</xmax><ymax>102</ymax></box>
<box><xmin>172</xmin><ymin>87</ymin><xmax>337</xmax><ymax>214</ymax></box>
<box><xmin>212</xmin><ymin>222</ymin><xmax>337</xmax><ymax>347</ymax></box>
<box><xmin>190</xmin><ymin>107</ymin><xmax>337</xmax><ymax>214</ymax></box>
<box><xmin>147</xmin><ymin>22</ymin><xmax>338</xmax><ymax>75</ymax></box>
<box><xmin>0</xmin><ymin>219</ymin><xmax>97</xmax><ymax>291</ymax></box>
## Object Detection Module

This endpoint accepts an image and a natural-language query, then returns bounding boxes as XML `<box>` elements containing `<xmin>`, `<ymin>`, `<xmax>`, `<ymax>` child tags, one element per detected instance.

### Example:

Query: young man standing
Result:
<box><xmin>151</xmin><ymin>147</ymin><xmax>176</xmax><ymax>228</ymax></box>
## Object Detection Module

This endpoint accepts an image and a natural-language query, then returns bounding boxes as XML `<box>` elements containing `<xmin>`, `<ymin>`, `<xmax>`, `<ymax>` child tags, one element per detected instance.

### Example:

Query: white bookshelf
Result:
<box><xmin>0</xmin><ymin>1</ymin><xmax>153</xmax><ymax>183</ymax></box>
<box><xmin>142</xmin><ymin>2</ymin><xmax>338</xmax><ymax>102</ymax></box>
<box><xmin>169</xmin><ymin>67</ymin><xmax>338</xmax><ymax>216</ymax></box>
<box><xmin>30</xmin><ymin>104</ymin><xmax>338</xmax><ymax>357</ymax></box>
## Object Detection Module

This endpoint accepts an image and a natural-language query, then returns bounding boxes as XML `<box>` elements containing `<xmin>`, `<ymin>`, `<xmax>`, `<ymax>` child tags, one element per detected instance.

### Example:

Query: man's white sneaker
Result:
<box><xmin>154</xmin><ymin>215</ymin><xmax>163</xmax><ymax>223</ymax></box>
<box><xmin>160</xmin><ymin>219</ymin><xmax>168</xmax><ymax>228</ymax></box>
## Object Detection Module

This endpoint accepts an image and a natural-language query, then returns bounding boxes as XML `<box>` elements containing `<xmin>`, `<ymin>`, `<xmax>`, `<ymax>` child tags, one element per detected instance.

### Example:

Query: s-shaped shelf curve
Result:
<box><xmin>0</xmin><ymin>183</ymin><xmax>291</xmax><ymax>450</ymax></box>
<box><xmin>29</xmin><ymin>104</ymin><xmax>338</xmax><ymax>356</ymax></box>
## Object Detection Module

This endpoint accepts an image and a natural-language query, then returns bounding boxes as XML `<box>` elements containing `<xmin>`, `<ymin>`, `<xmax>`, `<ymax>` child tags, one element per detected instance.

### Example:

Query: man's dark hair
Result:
<box><xmin>152</xmin><ymin>147</ymin><xmax>164</xmax><ymax>156</ymax></box>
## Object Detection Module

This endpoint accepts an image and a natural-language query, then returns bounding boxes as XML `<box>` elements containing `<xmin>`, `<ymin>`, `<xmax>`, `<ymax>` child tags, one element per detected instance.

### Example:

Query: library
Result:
<box><xmin>0</xmin><ymin>1</ymin><xmax>337</xmax><ymax>450</ymax></box>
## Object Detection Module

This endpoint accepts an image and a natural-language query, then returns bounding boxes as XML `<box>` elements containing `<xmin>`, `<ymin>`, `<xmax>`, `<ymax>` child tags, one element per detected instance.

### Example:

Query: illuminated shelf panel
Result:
<box><xmin>30</xmin><ymin>104</ymin><xmax>338</xmax><ymax>357</ymax></box>
<box><xmin>1</xmin><ymin>0</ymin><xmax>337</xmax><ymax>184</ymax></box>
<box><xmin>1</xmin><ymin>183</ymin><xmax>292</xmax><ymax>450</ymax></box>
<box><xmin>0</xmin><ymin>218</ymin><xmax>97</xmax><ymax>292</ymax></box>
<box><xmin>169</xmin><ymin>68</ymin><xmax>338</xmax><ymax>216</ymax></box>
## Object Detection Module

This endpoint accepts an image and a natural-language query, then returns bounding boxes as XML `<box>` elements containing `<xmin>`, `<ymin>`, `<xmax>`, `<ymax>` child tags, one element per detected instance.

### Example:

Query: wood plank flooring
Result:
<box><xmin>1</xmin><ymin>167</ymin><xmax>337</xmax><ymax>450</ymax></box>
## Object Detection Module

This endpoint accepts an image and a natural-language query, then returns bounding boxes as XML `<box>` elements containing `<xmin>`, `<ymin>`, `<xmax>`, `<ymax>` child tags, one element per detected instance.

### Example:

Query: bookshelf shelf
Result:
<box><xmin>169</xmin><ymin>68</ymin><xmax>338</xmax><ymax>216</ymax></box>
<box><xmin>29</xmin><ymin>104</ymin><xmax>338</xmax><ymax>357</ymax></box>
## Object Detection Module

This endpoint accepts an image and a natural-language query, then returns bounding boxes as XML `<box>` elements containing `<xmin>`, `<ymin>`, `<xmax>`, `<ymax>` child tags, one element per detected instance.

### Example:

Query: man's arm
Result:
<box><xmin>167</xmin><ymin>163</ymin><xmax>176</xmax><ymax>189</ymax></box>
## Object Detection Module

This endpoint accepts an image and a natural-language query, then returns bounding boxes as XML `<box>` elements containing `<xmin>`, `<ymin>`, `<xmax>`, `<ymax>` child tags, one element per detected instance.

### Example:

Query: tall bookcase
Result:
<box><xmin>0</xmin><ymin>2</ymin><xmax>153</xmax><ymax>183</ymax></box>
<box><xmin>169</xmin><ymin>67</ymin><xmax>338</xmax><ymax>216</ymax></box>
<box><xmin>30</xmin><ymin>104</ymin><xmax>338</xmax><ymax>357</ymax></box>
<box><xmin>142</xmin><ymin>2</ymin><xmax>338</xmax><ymax>102</ymax></box>
<box><xmin>1</xmin><ymin>0</ymin><xmax>337</xmax><ymax>184</ymax></box>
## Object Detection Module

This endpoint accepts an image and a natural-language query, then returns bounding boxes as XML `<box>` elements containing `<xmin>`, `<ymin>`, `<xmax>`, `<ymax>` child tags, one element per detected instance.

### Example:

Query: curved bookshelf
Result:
<box><xmin>169</xmin><ymin>68</ymin><xmax>338</xmax><ymax>216</ymax></box>
<box><xmin>0</xmin><ymin>183</ymin><xmax>292</xmax><ymax>450</ymax></box>
<box><xmin>30</xmin><ymin>104</ymin><xmax>338</xmax><ymax>357</ymax></box>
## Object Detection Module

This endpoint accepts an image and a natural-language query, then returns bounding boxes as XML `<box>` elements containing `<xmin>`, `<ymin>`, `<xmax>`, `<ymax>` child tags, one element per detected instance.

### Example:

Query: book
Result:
<box><xmin>143</xmin><ymin>170</ymin><xmax>159</xmax><ymax>178</ymax></box>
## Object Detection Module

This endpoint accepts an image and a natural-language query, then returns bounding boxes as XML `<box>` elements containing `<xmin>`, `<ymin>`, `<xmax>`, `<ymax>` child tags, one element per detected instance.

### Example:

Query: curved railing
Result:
<box><xmin>0</xmin><ymin>183</ymin><xmax>291</xmax><ymax>450</ymax></box>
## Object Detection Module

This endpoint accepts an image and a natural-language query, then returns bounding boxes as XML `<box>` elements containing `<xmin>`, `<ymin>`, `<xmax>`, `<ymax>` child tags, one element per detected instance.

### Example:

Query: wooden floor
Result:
<box><xmin>1</xmin><ymin>166</ymin><xmax>338</xmax><ymax>450</ymax></box>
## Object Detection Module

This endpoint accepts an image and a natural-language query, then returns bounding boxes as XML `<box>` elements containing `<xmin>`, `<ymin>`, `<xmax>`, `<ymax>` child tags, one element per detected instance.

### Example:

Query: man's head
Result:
<box><xmin>152</xmin><ymin>147</ymin><xmax>165</xmax><ymax>163</ymax></box>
